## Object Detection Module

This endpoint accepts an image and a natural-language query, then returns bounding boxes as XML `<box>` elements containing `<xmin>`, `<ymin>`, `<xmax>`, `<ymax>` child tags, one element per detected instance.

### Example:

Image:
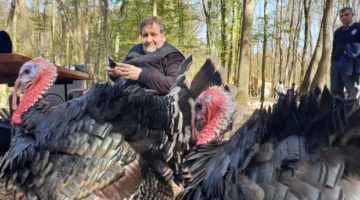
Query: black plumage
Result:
<box><xmin>0</xmin><ymin>109</ymin><xmax>10</xmax><ymax>156</ymax></box>
<box><xmin>178</xmin><ymin>88</ymin><xmax>360</xmax><ymax>200</ymax></box>
<box><xmin>0</xmin><ymin>56</ymin><xmax>228</xmax><ymax>199</ymax></box>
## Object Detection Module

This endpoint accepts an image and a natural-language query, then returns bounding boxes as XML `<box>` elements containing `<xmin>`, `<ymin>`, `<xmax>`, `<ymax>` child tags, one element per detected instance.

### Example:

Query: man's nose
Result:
<box><xmin>144</xmin><ymin>36</ymin><xmax>153</xmax><ymax>43</ymax></box>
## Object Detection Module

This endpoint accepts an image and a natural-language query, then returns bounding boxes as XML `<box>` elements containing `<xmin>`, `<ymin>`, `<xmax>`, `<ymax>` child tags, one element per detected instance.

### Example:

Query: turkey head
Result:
<box><xmin>11</xmin><ymin>57</ymin><xmax>57</xmax><ymax>124</ymax></box>
<box><xmin>192</xmin><ymin>87</ymin><xmax>235</xmax><ymax>145</ymax></box>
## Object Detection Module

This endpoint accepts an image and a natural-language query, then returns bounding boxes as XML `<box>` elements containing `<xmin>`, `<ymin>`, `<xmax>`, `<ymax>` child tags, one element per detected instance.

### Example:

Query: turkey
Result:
<box><xmin>178</xmin><ymin>87</ymin><xmax>360</xmax><ymax>200</ymax></box>
<box><xmin>0</xmin><ymin>56</ymin><xmax>224</xmax><ymax>200</ymax></box>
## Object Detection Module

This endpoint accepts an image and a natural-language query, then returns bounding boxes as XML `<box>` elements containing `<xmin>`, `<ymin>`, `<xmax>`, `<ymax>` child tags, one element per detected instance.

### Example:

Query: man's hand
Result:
<box><xmin>106</xmin><ymin>63</ymin><xmax>142</xmax><ymax>81</ymax></box>
<box><xmin>116</xmin><ymin>63</ymin><xmax>142</xmax><ymax>80</ymax></box>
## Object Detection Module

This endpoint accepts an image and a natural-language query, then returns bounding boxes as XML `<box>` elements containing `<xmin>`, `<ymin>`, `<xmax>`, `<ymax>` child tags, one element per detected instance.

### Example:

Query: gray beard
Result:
<box><xmin>142</xmin><ymin>42</ymin><xmax>165</xmax><ymax>54</ymax></box>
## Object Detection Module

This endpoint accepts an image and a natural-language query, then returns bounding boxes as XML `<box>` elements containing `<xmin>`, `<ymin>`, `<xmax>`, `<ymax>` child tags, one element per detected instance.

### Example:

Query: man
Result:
<box><xmin>331</xmin><ymin>7</ymin><xmax>360</xmax><ymax>98</ymax></box>
<box><xmin>275</xmin><ymin>81</ymin><xmax>285</xmax><ymax>101</ymax></box>
<box><xmin>107</xmin><ymin>16</ymin><xmax>184</xmax><ymax>95</ymax></box>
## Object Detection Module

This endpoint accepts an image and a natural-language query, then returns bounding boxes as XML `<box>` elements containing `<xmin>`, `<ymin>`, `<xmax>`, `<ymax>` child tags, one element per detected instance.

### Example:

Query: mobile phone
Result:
<box><xmin>107</xmin><ymin>57</ymin><xmax>117</xmax><ymax>68</ymax></box>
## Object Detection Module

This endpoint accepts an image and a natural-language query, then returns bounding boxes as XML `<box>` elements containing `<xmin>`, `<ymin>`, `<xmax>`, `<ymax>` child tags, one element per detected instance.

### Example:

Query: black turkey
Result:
<box><xmin>0</xmin><ymin>56</ymin><xmax>226</xmax><ymax>200</ymax></box>
<box><xmin>178</xmin><ymin>88</ymin><xmax>360</xmax><ymax>200</ymax></box>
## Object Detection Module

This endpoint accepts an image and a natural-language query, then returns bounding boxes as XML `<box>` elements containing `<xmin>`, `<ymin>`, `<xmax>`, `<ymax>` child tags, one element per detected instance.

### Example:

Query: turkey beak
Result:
<box><xmin>12</xmin><ymin>79</ymin><xmax>21</xmax><ymax>110</ymax></box>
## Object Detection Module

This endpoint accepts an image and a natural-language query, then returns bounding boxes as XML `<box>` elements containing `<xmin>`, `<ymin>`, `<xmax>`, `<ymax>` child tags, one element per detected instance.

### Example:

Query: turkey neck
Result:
<box><xmin>17</xmin><ymin>100</ymin><xmax>49</xmax><ymax>130</ymax></box>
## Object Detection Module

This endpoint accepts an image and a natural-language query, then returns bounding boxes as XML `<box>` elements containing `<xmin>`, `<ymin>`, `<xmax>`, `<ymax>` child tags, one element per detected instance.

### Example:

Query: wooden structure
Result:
<box><xmin>0</xmin><ymin>54</ymin><xmax>93</xmax><ymax>86</ymax></box>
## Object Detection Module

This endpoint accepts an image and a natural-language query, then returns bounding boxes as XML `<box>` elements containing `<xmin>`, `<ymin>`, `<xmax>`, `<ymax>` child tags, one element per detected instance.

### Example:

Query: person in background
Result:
<box><xmin>275</xmin><ymin>81</ymin><xmax>285</xmax><ymax>100</ymax></box>
<box><xmin>331</xmin><ymin>7</ymin><xmax>360</xmax><ymax>98</ymax></box>
<box><xmin>107</xmin><ymin>16</ymin><xmax>184</xmax><ymax>95</ymax></box>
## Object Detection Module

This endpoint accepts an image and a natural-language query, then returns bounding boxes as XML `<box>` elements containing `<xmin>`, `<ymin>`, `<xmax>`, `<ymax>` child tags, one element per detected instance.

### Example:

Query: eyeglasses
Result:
<box><xmin>340</xmin><ymin>13</ymin><xmax>350</xmax><ymax>18</ymax></box>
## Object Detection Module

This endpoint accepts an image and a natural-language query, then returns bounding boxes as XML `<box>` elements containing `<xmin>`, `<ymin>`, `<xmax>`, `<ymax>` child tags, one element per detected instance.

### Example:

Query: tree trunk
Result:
<box><xmin>73</xmin><ymin>0</ymin><xmax>84</xmax><ymax>64</ymax></box>
<box><xmin>95</xmin><ymin>16</ymin><xmax>102</xmax><ymax>76</ymax></box>
<box><xmin>51</xmin><ymin>0</ymin><xmax>56</xmax><ymax>62</ymax></box>
<box><xmin>200</xmin><ymin>0</ymin><xmax>212</xmax><ymax>55</ymax></box>
<box><xmin>289</xmin><ymin>0</ymin><xmax>303</xmax><ymax>85</ymax></box>
<box><xmin>102</xmin><ymin>0</ymin><xmax>109</xmax><ymax>58</ymax></box>
<box><xmin>300</xmin><ymin>18</ymin><xmax>324</xmax><ymax>94</ymax></box>
<box><xmin>7</xmin><ymin>0</ymin><xmax>18</xmax><ymax>52</ymax></box>
<box><xmin>39</xmin><ymin>1</ymin><xmax>47</xmax><ymax>57</ymax></box>
<box><xmin>220</xmin><ymin>0</ymin><xmax>227</xmax><ymax>67</ymax></box>
<box><xmin>271</xmin><ymin>0</ymin><xmax>280</xmax><ymax>97</ymax></box>
<box><xmin>236</xmin><ymin>0</ymin><xmax>255</xmax><ymax>104</ymax></box>
<box><xmin>176</xmin><ymin>0</ymin><xmax>185</xmax><ymax>44</ymax></box>
<box><xmin>260</xmin><ymin>0</ymin><xmax>268</xmax><ymax>103</ymax></box>
<box><xmin>152</xmin><ymin>0</ymin><xmax>157</xmax><ymax>16</ymax></box>
<box><xmin>278</xmin><ymin>0</ymin><xmax>284</xmax><ymax>82</ymax></box>
<box><xmin>310</xmin><ymin>0</ymin><xmax>334</xmax><ymax>89</ymax></box>
<box><xmin>66</xmin><ymin>32</ymin><xmax>70</xmax><ymax>64</ymax></box>
<box><xmin>284</xmin><ymin>0</ymin><xmax>295</xmax><ymax>85</ymax></box>
<box><xmin>227</xmin><ymin>0</ymin><xmax>239</xmax><ymax>84</ymax></box>
<box><xmin>300</xmin><ymin>0</ymin><xmax>312</xmax><ymax>82</ymax></box>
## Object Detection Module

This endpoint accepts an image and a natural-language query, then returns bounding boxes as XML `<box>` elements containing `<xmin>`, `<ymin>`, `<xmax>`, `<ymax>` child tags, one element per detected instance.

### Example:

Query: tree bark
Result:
<box><xmin>284</xmin><ymin>0</ymin><xmax>295</xmax><ymax>85</ymax></box>
<box><xmin>300</xmin><ymin>18</ymin><xmax>324</xmax><ymax>94</ymax></box>
<box><xmin>310</xmin><ymin>0</ymin><xmax>334</xmax><ymax>89</ymax></box>
<box><xmin>7</xmin><ymin>0</ymin><xmax>18</xmax><ymax>52</ymax></box>
<box><xmin>51</xmin><ymin>0</ymin><xmax>56</xmax><ymax>62</ymax></box>
<box><xmin>300</xmin><ymin>0</ymin><xmax>312</xmax><ymax>82</ymax></box>
<box><xmin>220</xmin><ymin>0</ymin><xmax>227</xmax><ymax>67</ymax></box>
<box><xmin>271</xmin><ymin>0</ymin><xmax>280</xmax><ymax>97</ymax></box>
<box><xmin>260</xmin><ymin>0</ymin><xmax>268</xmax><ymax>103</ymax></box>
<box><xmin>278</xmin><ymin>0</ymin><xmax>284</xmax><ymax>83</ymax></box>
<box><xmin>289</xmin><ymin>0</ymin><xmax>303</xmax><ymax>85</ymax></box>
<box><xmin>152</xmin><ymin>0</ymin><xmax>157</xmax><ymax>16</ymax></box>
<box><xmin>73</xmin><ymin>0</ymin><xmax>84</xmax><ymax>64</ymax></box>
<box><xmin>227</xmin><ymin>0</ymin><xmax>239</xmax><ymax>84</ymax></box>
<box><xmin>200</xmin><ymin>0</ymin><xmax>212</xmax><ymax>55</ymax></box>
<box><xmin>236</xmin><ymin>0</ymin><xmax>255</xmax><ymax>104</ymax></box>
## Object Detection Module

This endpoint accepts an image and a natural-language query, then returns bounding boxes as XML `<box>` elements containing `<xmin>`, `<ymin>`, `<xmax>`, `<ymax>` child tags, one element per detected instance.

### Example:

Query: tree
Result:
<box><xmin>236</xmin><ymin>0</ymin><xmax>255</xmax><ymax>104</ymax></box>
<box><xmin>310</xmin><ymin>0</ymin><xmax>334</xmax><ymax>89</ymax></box>
<box><xmin>289</xmin><ymin>0</ymin><xmax>303</xmax><ymax>85</ymax></box>
<box><xmin>220</xmin><ymin>0</ymin><xmax>227</xmax><ymax>68</ymax></box>
<box><xmin>260</xmin><ymin>0</ymin><xmax>268</xmax><ymax>103</ymax></box>
<box><xmin>284</xmin><ymin>0</ymin><xmax>295</xmax><ymax>85</ymax></box>
<box><xmin>7</xmin><ymin>0</ymin><xmax>18</xmax><ymax>52</ymax></box>
<box><xmin>153</xmin><ymin>0</ymin><xmax>157</xmax><ymax>16</ymax></box>
<box><xmin>200</xmin><ymin>0</ymin><xmax>213</xmax><ymax>55</ymax></box>
<box><xmin>227</xmin><ymin>0</ymin><xmax>240</xmax><ymax>84</ymax></box>
<box><xmin>300</xmin><ymin>0</ymin><xmax>312</xmax><ymax>81</ymax></box>
<box><xmin>270</xmin><ymin>0</ymin><xmax>279</xmax><ymax>97</ymax></box>
<box><xmin>278</xmin><ymin>0</ymin><xmax>284</xmax><ymax>83</ymax></box>
<box><xmin>299</xmin><ymin>18</ymin><xmax>324</xmax><ymax>94</ymax></box>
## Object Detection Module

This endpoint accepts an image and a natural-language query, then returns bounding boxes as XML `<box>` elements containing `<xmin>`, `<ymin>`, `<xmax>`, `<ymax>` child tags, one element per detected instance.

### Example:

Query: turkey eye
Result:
<box><xmin>24</xmin><ymin>69</ymin><xmax>30</xmax><ymax>74</ymax></box>
<box><xmin>195</xmin><ymin>103</ymin><xmax>202</xmax><ymax>112</ymax></box>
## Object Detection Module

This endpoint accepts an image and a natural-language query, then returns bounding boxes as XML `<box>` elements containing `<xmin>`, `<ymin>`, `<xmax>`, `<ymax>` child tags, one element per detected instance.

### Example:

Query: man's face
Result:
<box><xmin>141</xmin><ymin>23</ymin><xmax>166</xmax><ymax>53</ymax></box>
<box><xmin>340</xmin><ymin>10</ymin><xmax>354</xmax><ymax>25</ymax></box>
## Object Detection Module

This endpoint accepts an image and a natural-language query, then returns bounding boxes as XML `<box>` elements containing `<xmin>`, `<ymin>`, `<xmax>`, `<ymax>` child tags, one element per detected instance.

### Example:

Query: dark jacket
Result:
<box><xmin>110</xmin><ymin>42</ymin><xmax>184</xmax><ymax>94</ymax></box>
<box><xmin>337</xmin><ymin>42</ymin><xmax>360</xmax><ymax>76</ymax></box>
<box><xmin>332</xmin><ymin>22</ymin><xmax>360</xmax><ymax>62</ymax></box>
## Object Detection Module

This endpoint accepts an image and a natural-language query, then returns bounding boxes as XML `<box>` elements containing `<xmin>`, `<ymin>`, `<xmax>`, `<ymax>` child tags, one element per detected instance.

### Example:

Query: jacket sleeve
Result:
<box><xmin>331</xmin><ymin>30</ymin><xmax>338</xmax><ymax>62</ymax></box>
<box><xmin>138</xmin><ymin>52</ymin><xmax>185</xmax><ymax>95</ymax></box>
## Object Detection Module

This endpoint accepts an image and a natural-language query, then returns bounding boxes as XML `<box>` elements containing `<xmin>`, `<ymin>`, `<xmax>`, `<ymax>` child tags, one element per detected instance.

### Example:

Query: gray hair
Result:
<box><xmin>340</xmin><ymin>7</ymin><xmax>353</xmax><ymax>13</ymax></box>
<box><xmin>139</xmin><ymin>16</ymin><xmax>167</xmax><ymax>35</ymax></box>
